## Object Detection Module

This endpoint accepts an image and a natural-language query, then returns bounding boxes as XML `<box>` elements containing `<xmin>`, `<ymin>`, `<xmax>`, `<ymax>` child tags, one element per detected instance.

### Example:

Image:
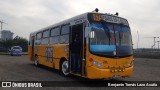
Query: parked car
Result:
<box><xmin>9</xmin><ymin>46</ymin><xmax>22</xmax><ymax>56</ymax></box>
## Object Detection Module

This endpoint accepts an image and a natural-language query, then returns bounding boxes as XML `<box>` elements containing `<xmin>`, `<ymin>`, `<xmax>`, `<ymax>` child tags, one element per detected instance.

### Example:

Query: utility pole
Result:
<box><xmin>153</xmin><ymin>37</ymin><xmax>159</xmax><ymax>48</ymax></box>
<box><xmin>137</xmin><ymin>30</ymin><xmax>139</xmax><ymax>49</ymax></box>
<box><xmin>0</xmin><ymin>20</ymin><xmax>7</xmax><ymax>38</ymax></box>
<box><xmin>144</xmin><ymin>37</ymin><xmax>159</xmax><ymax>49</ymax></box>
<box><xmin>157</xmin><ymin>41</ymin><xmax>160</xmax><ymax>49</ymax></box>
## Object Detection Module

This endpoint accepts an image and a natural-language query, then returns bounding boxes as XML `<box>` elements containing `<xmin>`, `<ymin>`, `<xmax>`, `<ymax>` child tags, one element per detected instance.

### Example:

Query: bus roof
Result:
<box><xmin>30</xmin><ymin>12</ymin><xmax>128</xmax><ymax>35</ymax></box>
<box><xmin>30</xmin><ymin>12</ymin><xmax>89</xmax><ymax>35</ymax></box>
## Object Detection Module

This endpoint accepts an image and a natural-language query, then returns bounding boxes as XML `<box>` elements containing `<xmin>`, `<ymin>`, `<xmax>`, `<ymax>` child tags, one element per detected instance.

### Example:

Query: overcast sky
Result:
<box><xmin>0</xmin><ymin>0</ymin><xmax>160</xmax><ymax>48</ymax></box>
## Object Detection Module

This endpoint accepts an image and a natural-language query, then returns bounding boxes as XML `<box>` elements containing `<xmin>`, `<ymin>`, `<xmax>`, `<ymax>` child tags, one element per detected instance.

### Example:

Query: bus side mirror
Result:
<box><xmin>89</xmin><ymin>31</ymin><xmax>95</xmax><ymax>38</ymax></box>
<box><xmin>85</xmin><ymin>27</ymin><xmax>91</xmax><ymax>37</ymax></box>
<box><xmin>85</xmin><ymin>27</ymin><xmax>95</xmax><ymax>38</ymax></box>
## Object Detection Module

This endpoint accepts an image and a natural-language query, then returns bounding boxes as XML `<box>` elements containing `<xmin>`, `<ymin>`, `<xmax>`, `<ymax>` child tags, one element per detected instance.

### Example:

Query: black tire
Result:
<box><xmin>34</xmin><ymin>56</ymin><xmax>39</xmax><ymax>66</ymax></box>
<box><xmin>60</xmin><ymin>60</ymin><xmax>69</xmax><ymax>76</ymax></box>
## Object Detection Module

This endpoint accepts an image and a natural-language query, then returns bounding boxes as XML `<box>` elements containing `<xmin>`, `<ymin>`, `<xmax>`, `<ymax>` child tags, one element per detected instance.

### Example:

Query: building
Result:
<box><xmin>1</xmin><ymin>30</ymin><xmax>14</xmax><ymax>41</ymax></box>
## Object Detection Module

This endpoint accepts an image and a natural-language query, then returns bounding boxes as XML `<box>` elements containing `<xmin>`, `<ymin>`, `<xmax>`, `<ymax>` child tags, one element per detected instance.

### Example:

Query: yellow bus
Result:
<box><xmin>28</xmin><ymin>11</ymin><xmax>133</xmax><ymax>79</ymax></box>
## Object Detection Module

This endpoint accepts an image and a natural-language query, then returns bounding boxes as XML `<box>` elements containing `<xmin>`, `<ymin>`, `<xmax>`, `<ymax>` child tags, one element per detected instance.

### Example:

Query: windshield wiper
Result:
<box><xmin>119</xmin><ymin>32</ymin><xmax>122</xmax><ymax>46</ymax></box>
<box><xmin>119</xmin><ymin>24</ymin><xmax>124</xmax><ymax>46</ymax></box>
<box><xmin>100</xmin><ymin>20</ymin><xmax>111</xmax><ymax>45</ymax></box>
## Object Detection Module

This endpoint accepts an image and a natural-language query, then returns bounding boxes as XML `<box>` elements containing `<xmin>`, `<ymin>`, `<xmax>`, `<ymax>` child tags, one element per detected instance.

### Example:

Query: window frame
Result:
<box><xmin>36</xmin><ymin>32</ymin><xmax>42</xmax><ymax>40</ymax></box>
<box><xmin>59</xmin><ymin>24</ymin><xmax>70</xmax><ymax>44</ymax></box>
<box><xmin>49</xmin><ymin>26</ymin><xmax>61</xmax><ymax>45</ymax></box>
<box><xmin>60</xmin><ymin>24</ymin><xmax>70</xmax><ymax>35</ymax></box>
<box><xmin>42</xmin><ymin>29</ymin><xmax>50</xmax><ymax>38</ymax></box>
<box><xmin>50</xmin><ymin>27</ymin><xmax>60</xmax><ymax>37</ymax></box>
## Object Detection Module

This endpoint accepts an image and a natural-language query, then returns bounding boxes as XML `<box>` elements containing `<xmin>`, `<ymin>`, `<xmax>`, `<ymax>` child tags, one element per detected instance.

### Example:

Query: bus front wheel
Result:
<box><xmin>34</xmin><ymin>56</ymin><xmax>39</xmax><ymax>66</ymax></box>
<box><xmin>60</xmin><ymin>60</ymin><xmax>69</xmax><ymax>76</ymax></box>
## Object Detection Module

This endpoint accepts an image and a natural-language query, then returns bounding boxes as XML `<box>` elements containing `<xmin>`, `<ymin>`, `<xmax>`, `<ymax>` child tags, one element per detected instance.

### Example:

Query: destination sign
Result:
<box><xmin>89</xmin><ymin>13</ymin><xmax>129</xmax><ymax>26</ymax></box>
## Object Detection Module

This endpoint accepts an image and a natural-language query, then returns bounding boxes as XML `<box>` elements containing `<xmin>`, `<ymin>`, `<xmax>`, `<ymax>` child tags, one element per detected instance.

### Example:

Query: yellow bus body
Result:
<box><xmin>28</xmin><ymin>44</ymin><xmax>133</xmax><ymax>79</ymax></box>
<box><xmin>28</xmin><ymin>45</ymin><xmax>69</xmax><ymax>69</ymax></box>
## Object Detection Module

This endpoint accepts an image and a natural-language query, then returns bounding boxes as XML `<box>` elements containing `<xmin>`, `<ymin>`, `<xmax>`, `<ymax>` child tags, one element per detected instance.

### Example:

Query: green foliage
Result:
<box><xmin>0</xmin><ymin>36</ymin><xmax>28</xmax><ymax>52</ymax></box>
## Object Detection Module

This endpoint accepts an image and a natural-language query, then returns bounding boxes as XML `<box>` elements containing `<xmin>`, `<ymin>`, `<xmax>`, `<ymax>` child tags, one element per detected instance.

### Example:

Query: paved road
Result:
<box><xmin>0</xmin><ymin>55</ymin><xmax>159</xmax><ymax>90</ymax></box>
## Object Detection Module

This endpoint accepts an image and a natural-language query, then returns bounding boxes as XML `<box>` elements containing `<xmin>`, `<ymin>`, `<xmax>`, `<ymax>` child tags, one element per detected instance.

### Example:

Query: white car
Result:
<box><xmin>9</xmin><ymin>46</ymin><xmax>22</xmax><ymax>56</ymax></box>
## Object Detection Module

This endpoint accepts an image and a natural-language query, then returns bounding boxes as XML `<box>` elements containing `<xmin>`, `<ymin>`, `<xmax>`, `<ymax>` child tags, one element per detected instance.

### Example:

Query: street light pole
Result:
<box><xmin>157</xmin><ymin>41</ymin><xmax>160</xmax><ymax>49</ymax></box>
<box><xmin>153</xmin><ymin>37</ymin><xmax>159</xmax><ymax>49</ymax></box>
<box><xmin>137</xmin><ymin>31</ymin><xmax>139</xmax><ymax>49</ymax></box>
<box><xmin>144</xmin><ymin>37</ymin><xmax>159</xmax><ymax>49</ymax></box>
<box><xmin>0</xmin><ymin>21</ymin><xmax>3</xmax><ymax>32</ymax></box>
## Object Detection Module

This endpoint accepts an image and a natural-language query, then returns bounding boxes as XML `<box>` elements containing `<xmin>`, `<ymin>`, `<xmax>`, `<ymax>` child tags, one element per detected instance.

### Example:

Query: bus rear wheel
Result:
<box><xmin>61</xmin><ymin>60</ymin><xmax>69</xmax><ymax>76</ymax></box>
<box><xmin>34</xmin><ymin>56</ymin><xmax>39</xmax><ymax>66</ymax></box>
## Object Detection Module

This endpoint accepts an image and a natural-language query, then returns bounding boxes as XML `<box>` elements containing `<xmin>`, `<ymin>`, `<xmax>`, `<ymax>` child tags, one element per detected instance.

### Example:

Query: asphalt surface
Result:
<box><xmin>0</xmin><ymin>55</ymin><xmax>160</xmax><ymax>90</ymax></box>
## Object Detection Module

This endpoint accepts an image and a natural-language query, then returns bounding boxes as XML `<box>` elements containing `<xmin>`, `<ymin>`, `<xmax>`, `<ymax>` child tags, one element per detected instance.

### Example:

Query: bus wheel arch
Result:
<box><xmin>60</xmin><ymin>57</ymin><xmax>69</xmax><ymax>76</ymax></box>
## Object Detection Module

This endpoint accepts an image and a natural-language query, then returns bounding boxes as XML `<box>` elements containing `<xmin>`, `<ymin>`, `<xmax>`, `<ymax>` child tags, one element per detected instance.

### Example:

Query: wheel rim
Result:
<box><xmin>35</xmin><ymin>57</ymin><xmax>38</xmax><ymax>66</ymax></box>
<box><xmin>62</xmin><ymin>61</ymin><xmax>69</xmax><ymax>75</ymax></box>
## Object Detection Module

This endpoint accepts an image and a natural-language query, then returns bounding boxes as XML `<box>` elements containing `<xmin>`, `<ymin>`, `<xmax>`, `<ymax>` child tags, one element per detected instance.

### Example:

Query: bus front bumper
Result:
<box><xmin>87</xmin><ymin>66</ymin><xmax>133</xmax><ymax>79</ymax></box>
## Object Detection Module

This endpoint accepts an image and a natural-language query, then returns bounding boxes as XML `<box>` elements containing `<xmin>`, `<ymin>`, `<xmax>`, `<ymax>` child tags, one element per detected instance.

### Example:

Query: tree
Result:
<box><xmin>0</xmin><ymin>36</ymin><xmax>28</xmax><ymax>52</ymax></box>
<box><xmin>12</xmin><ymin>36</ymin><xmax>28</xmax><ymax>52</ymax></box>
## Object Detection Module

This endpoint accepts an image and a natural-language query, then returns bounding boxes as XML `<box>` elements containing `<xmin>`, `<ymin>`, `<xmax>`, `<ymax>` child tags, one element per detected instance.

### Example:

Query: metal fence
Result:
<box><xmin>134</xmin><ymin>48</ymin><xmax>160</xmax><ymax>58</ymax></box>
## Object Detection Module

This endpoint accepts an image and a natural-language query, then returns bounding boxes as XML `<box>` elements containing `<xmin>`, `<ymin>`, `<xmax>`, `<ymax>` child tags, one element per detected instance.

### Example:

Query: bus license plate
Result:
<box><xmin>113</xmin><ymin>75</ymin><xmax>121</xmax><ymax>79</ymax></box>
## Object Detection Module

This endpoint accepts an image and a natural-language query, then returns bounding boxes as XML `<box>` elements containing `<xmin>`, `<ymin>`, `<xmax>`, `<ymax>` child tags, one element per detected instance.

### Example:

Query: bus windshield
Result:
<box><xmin>90</xmin><ymin>22</ymin><xmax>133</xmax><ymax>57</ymax></box>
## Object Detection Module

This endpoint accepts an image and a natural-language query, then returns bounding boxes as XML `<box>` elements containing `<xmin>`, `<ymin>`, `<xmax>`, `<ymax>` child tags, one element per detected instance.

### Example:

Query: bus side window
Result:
<box><xmin>60</xmin><ymin>34</ymin><xmax>69</xmax><ymax>44</ymax></box>
<box><xmin>41</xmin><ymin>30</ymin><xmax>50</xmax><ymax>45</ymax></box>
<box><xmin>36</xmin><ymin>32</ymin><xmax>42</xmax><ymax>39</ymax></box>
<box><xmin>35</xmin><ymin>32</ymin><xmax>42</xmax><ymax>45</ymax></box>
<box><xmin>60</xmin><ymin>24</ymin><xmax>69</xmax><ymax>44</ymax></box>
<box><xmin>50</xmin><ymin>27</ymin><xmax>60</xmax><ymax>45</ymax></box>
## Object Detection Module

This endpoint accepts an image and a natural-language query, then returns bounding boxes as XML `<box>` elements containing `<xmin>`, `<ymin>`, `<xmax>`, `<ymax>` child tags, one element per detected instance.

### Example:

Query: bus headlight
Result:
<box><xmin>98</xmin><ymin>64</ymin><xmax>102</xmax><ymax>67</ymax></box>
<box><xmin>128</xmin><ymin>63</ymin><xmax>131</xmax><ymax>67</ymax></box>
<box><xmin>93</xmin><ymin>61</ymin><xmax>98</xmax><ymax>65</ymax></box>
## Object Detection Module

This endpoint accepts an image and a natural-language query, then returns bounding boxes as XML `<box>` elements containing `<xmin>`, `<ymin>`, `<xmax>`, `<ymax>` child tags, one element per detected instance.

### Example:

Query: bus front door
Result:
<box><xmin>69</xmin><ymin>23</ymin><xmax>85</xmax><ymax>75</ymax></box>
